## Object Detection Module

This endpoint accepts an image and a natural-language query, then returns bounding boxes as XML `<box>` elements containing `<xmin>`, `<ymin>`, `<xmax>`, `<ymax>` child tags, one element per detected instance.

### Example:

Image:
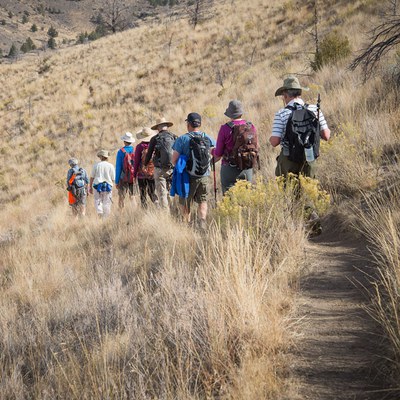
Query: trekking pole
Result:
<box><xmin>317</xmin><ymin>93</ymin><xmax>321</xmax><ymax>136</ymax></box>
<box><xmin>212</xmin><ymin>157</ymin><xmax>217</xmax><ymax>204</ymax></box>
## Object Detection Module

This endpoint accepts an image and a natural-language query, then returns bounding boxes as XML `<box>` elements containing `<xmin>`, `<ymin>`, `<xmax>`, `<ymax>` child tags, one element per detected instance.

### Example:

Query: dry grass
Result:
<box><xmin>1</xmin><ymin>0</ymin><xmax>400</xmax><ymax>397</ymax></box>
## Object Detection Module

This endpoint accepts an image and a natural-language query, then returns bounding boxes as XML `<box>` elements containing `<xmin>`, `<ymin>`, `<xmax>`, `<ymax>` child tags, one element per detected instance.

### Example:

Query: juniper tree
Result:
<box><xmin>99</xmin><ymin>0</ymin><xmax>129</xmax><ymax>33</ymax></box>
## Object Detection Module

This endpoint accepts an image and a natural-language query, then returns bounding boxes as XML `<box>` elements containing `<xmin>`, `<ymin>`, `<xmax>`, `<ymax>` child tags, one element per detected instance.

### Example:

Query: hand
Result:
<box><xmin>89</xmin><ymin>187</ymin><xmax>93</xmax><ymax>195</ymax></box>
<box><xmin>115</xmin><ymin>183</ymin><xmax>119</xmax><ymax>189</ymax></box>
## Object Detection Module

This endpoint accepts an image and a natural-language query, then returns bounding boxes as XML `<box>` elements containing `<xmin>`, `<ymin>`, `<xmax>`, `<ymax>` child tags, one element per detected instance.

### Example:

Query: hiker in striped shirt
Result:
<box><xmin>270</xmin><ymin>76</ymin><xmax>331</xmax><ymax>178</ymax></box>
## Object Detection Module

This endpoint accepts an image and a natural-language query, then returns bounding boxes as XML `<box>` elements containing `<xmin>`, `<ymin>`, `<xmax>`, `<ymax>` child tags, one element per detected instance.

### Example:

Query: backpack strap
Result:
<box><xmin>121</xmin><ymin>147</ymin><xmax>126</xmax><ymax>154</ymax></box>
<box><xmin>69</xmin><ymin>174</ymin><xmax>76</xmax><ymax>186</ymax></box>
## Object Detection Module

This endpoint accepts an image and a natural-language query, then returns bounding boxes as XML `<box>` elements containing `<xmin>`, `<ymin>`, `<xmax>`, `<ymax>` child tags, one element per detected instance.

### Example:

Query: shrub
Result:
<box><xmin>31</xmin><ymin>23</ymin><xmax>38</xmax><ymax>32</ymax></box>
<box><xmin>312</xmin><ymin>30</ymin><xmax>351</xmax><ymax>71</ymax></box>
<box><xmin>48</xmin><ymin>37</ymin><xmax>56</xmax><ymax>49</ymax></box>
<box><xmin>47</xmin><ymin>26</ymin><xmax>58</xmax><ymax>38</ymax></box>
<box><xmin>8</xmin><ymin>44</ymin><xmax>18</xmax><ymax>58</ymax></box>
<box><xmin>22</xmin><ymin>14</ymin><xmax>29</xmax><ymax>24</ymax></box>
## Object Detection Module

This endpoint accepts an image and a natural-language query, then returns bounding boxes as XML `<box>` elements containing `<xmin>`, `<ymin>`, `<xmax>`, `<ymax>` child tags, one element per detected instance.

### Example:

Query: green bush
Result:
<box><xmin>312</xmin><ymin>30</ymin><xmax>351</xmax><ymax>71</ymax></box>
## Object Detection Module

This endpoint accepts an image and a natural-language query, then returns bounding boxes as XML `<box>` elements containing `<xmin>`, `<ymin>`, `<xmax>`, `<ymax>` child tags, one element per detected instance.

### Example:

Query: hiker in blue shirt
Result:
<box><xmin>115</xmin><ymin>132</ymin><xmax>136</xmax><ymax>209</ymax></box>
<box><xmin>172</xmin><ymin>112</ymin><xmax>215</xmax><ymax>231</ymax></box>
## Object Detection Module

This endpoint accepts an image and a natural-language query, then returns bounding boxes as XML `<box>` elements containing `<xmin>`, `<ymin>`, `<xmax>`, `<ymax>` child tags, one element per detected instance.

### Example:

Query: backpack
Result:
<box><xmin>226</xmin><ymin>121</ymin><xmax>259</xmax><ymax>170</ymax></box>
<box><xmin>68</xmin><ymin>168</ymin><xmax>86</xmax><ymax>201</ymax></box>
<box><xmin>120</xmin><ymin>148</ymin><xmax>135</xmax><ymax>184</ymax></box>
<box><xmin>284</xmin><ymin>105</ymin><xmax>320</xmax><ymax>163</ymax></box>
<box><xmin>155</xmin><ymin>131</ymin><xmax>175</xmax><ymax>168</ymax></box>
<box><xmin>186</xmin><ymin>132</ymin><xmax>211</xmax><ymax>177</ymax></box>
<box><xmin>140</xmin><ymin>145</ymin><xmax>155</xmax><ymax>179</ymax></box>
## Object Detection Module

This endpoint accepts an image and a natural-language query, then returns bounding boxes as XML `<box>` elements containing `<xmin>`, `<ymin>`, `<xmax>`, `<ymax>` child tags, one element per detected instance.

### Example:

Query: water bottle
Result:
<box><xmin>304</xmin><ymin>146</ymin><xmax>315</xmax><ymax>162</ymax></box>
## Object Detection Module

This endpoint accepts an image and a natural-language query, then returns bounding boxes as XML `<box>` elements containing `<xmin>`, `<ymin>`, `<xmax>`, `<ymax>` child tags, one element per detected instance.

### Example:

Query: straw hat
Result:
<box><xmin>151</xmin><ymin>117</ymin><xmax>173</xmax><ymax>131</ymax></box>
<box><xmin>120</xmin><ymin>132</ymin><xmax>135</xmax><ymax>143</ymax></box>
<box><xmin>97</xmin><ymin>149</ymin><xmax>110</xmax><ymax>158</ymax></box>
<box><xmin>274</xmin><ymin>76</ymin><xmax>309</xmax><ymax>96</ymax></box>
<box><xmin>136</xmin><ymin>127</ymin><xmax>158</xmax><ymax>141</ymax></box>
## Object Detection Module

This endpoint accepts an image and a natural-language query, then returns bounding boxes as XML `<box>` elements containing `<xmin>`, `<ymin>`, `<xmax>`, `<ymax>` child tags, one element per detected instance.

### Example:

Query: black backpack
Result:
<box><xmin>155</xmin><ymin>131</ymin><xmax>175</xmax><ymax>168</ymax></box>
<box><xmin>284</xmin><ymin>104</ymin><xmax>320</xmax><ymax>163</ymax></box>
<box><xmin>186</xmin><ymin>132</ymin><xmax>211</xmax><ymax>177</ymax></box>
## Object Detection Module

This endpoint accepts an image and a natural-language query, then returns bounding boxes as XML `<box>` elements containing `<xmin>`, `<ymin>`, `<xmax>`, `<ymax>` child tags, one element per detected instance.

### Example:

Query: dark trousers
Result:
<box><xmin>137</xmin><ymin>178</ymin><xmax>157</xmax><ymax>208</ymax></box>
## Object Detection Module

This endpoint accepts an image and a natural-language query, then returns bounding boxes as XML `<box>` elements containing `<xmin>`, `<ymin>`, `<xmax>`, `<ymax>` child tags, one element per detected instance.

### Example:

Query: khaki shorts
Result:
<box><xmin>179</xmin><ymin>175</ymin><xmax>209</xmax><ymax>206</ymax></box>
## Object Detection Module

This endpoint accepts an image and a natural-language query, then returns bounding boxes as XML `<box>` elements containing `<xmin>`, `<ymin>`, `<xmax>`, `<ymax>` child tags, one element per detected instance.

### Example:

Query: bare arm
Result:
<box><xmin>89</xmin><ymin>177</ymin><xmax>94</xmax><ymax>194</ymax></box>
<box><xmin>320</xmin><ymin>128</ymin><xmax>331</xmax><ymax>141</ymax></box>
<box><xmin>269</xmin><ymin>136</ymin><xmax>281</xmax><ymax>147</ymax></box>
<box><xmin>172</xmin><ymin>150</ymin><xmax>180</xmax><ymax>166</ymax></box>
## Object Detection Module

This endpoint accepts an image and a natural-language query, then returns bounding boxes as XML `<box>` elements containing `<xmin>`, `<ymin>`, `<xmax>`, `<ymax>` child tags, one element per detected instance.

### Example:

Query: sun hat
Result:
<box><xmin>68</xmin><ymin>158</ymin><xmax>78</xmax><ymax>167</ymax></box>
<box><xmin>151</xmin><ymin>117</ymin><xmax>173</xmax><ymax>131</ymax></box>
<box><xmin>274</xmin><ymin>76</ymin><xmax>309</xmax><ymax>96</ymax></box>
<box><xmin>120</xmin><ymin>132</ymin><xmax>135</xmax><ymax>143</ymax></box>
<box><xmin>224</xmin><ymin>100</ymin><xmax>244</xmax><ymax>119</ymax></box>
<box><xmin>97</xmin><ymin>149</ymin><xmax>110</xmax><ymax>158</ymax></box>
<box><xmin>185</xmin><ymin>112</ymin><xmax>202</xmax><ymax>127</ymax></box>
<box><xmin>136</xmin><ymin>127</ymin><xmax>158</xmax><ymax>141</ymax></box>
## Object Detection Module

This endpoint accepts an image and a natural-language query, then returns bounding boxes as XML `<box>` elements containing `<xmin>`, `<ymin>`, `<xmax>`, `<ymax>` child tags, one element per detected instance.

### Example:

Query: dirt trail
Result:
<box><xmin>287</xmin><ymin>226</ymin><xmax>388</xmax><ymax>400</ymax></box>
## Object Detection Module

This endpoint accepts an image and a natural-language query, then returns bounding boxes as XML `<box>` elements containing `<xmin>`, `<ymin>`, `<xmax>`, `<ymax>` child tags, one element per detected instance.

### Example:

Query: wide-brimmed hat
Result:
<box><xmin>120</xmin><ymin>132</ymin><xmax>135</xmax><ymax>143</ymax></box>
<box><xmin>97</xmin><ymin>149</ymin><xmax>110</xmax><ymax>158</ymax></box>
<box><xmin>224</xmin><ymin>100</ymin><xmax>244</xmax><ymax>119</ymax></box>
<box><xmin>136</xmin><ymin>127</ymin><xmax>158</xmax><ymax>141</ymax></box>
<box><xmin>68</xmin><ymin>158</ymin><xmax>78</xmax><ymax>167</ymax></box>
<box><xmin>275</xmin><ymin>76</ymin><xmax>309</xmax><ymax>96</ymax></box>
<box><xmin>151</xmin><ymin>117</ymin><xmax>173</xmax><ymax>131</ymax></box>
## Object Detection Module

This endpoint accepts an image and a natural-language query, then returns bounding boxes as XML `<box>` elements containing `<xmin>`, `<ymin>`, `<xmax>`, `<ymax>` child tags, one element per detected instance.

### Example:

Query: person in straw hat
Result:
<box><xmin>115</xmin><ymin>132</ymin><xmax>136</xmax><ymax>210</ymax></box>
<box><xmin>270</xmin><ymin>75</ymin><xmax>330</xmax><ymax>178</ymax></box>
<box><xmin>144</xmin><ymin>117</ymin><xmax>177</xmax><ymax>209</ymax></box>
<box><xmin>212</xmin><ymin>99</ymin><xmax>258</xmax><ymax>195</ymax></box>
<box><xmin>133</xmin><ymin>127</ymin><xmax>159</xmax><ymax>208</ymax></box>
<box><xmin>89</xmin><ymin>150</ymin><xmax>115</xmax><ymax>218</ymax></box>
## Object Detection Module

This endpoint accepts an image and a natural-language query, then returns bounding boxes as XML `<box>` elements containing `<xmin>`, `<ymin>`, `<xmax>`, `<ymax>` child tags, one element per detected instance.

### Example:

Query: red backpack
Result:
<box><xmin>226</xmin><ymin>121</ymin><xmax>260</xmax><ymax>170</ymax></box>
<box><xmin>120</xmin><ymin>148</ymin><xmax>135</xmax><ymax>183</ymax></box>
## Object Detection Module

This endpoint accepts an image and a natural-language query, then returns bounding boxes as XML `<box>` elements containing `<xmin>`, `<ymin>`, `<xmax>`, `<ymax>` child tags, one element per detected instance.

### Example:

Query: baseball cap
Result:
<box><xmin>185</xmin><ymin>112</ymin><xmax>202</xmax><ymax>127</ymax></box>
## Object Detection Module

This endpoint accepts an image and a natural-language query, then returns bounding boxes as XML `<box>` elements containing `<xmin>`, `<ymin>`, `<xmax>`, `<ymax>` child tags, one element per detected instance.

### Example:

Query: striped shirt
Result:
<box><xmin>271</xmin><ymin>98</ymin><xmax>328</xmax><ymax>150</ymax></box>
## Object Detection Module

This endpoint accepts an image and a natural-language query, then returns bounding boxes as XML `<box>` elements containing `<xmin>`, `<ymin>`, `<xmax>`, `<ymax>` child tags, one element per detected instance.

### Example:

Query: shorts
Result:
<box><xmin>179</xmin><ymin>175</ymin><xmax>208</xmax><ymax>206</ymax></box>
<box><xmin>118</xmin><ymin>182</ymin><xmax>135</xmax><ymax>198</ymax></box>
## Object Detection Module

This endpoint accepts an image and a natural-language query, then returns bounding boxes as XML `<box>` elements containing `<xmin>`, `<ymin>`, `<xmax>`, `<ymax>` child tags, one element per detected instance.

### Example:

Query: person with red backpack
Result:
<box><xmin>133</xmin><ymin>127</ymin><xmax>158</xmax><ymax>208</ymax></box>
<box><xmin>115</xmin><ymin>132</ymin><xmax>136</xmax><ymax>209</ymax></box>
<box><xmin>212</xmin><ymin>100</ymin><xmax>259</xmax><ymax>195</ymax></box>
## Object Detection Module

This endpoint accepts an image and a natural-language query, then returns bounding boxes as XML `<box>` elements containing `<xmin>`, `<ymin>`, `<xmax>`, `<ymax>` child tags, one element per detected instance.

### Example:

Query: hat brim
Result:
<box><xmin>121</xmin><ymin>137</ymin><xmax>135</xmax><ymax>143</ymax></box>
<box><xmin>151</xmin><ymin>122</ymin><xmax>173</xmax><ymax>130</ymax></box>
<box><xmin>274</xmin><ymin>86</ymin><xmax>309</xmax><ymax>96</ymax></box>
<box><xmin>136</xmin><ymin>132</ymin><xmax>158</xmax><ymax>141</ymax></box>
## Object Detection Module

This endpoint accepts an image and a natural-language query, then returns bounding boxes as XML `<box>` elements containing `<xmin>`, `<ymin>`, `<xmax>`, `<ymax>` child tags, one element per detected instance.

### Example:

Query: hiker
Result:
<box><xmin>89</xmin><ymin>150</ymin><xmax>115</xmax><ymax>218</ymax></box>
<box><xmin>171</xmin><ymin>112</ymin><xmax>215</xmax><ymax>229</ymax></box>
<box><xmin>145</xmin><ymin>117</ymin><xmax>177</xmax><ymax>209</ymax></box>
<box><xmin>115</xmin><ymin>132</ymin><xmax>136</xmax><ymax>209</ymax></box>
<box><xmin>66</xmin><ymin>158</ymin><xmax>89</xmax><ymax>217</ymax></box>
<box><xmin>270</xmin><ymin>76</ymin><xmax>330</xmax><ymax>178</ymax></box>
<box><xmin>212</xmin><ymin>100</ymin><xmax>259</xmax><ymax>195</ymax></box>
<box><xmin>133</xmin><ymin>127</ymin><xmax>158</xmax><ymax>208</ymax></box>
<box><xmin>270</xmin><ymin>76</ymin><xmax>331</xmax><ymax>235</ymax></box>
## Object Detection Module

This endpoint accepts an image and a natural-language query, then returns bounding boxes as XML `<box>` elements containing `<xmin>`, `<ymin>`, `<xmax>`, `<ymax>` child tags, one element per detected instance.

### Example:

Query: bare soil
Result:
<box><xmin>287</xmin><ymin>223</ymin><xmax>390</xmax><ymax>400</ymax></box>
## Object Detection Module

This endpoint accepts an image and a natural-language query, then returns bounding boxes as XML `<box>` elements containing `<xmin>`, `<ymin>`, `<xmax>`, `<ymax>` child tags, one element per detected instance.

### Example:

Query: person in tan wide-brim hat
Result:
<box><xmin>133</xmin><ymin>127</ymin><xmax>158</xmax><ymax>208</ymax></box>
<box><xmin>151</xmin><ymin>117</ymin><xmax>173</xmax><ymax>131</ymax></box>
<box><xmin>89</xmin><ymin>149</ymin><xmax>115</xmax><ymax>218</ymax></box>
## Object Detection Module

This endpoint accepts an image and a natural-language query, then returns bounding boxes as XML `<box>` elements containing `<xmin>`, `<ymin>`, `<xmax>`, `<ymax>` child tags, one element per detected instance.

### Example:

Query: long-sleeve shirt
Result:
<box><xmin>115</xmin><ymin>145</ymin><xmax>134</xmax><ymax>184</ymax></box>
<box><xmin>213</xmin><ymin>120</ymin><xmax>257</xmax><ymax>166</ymax></box>
<box><xmin>91</xmin><ymin>161</ymin><xmax>115</xmax><ymax>187</ymax></box>
<box><xmin>133</xmin><ymin>141</ymin><xmax>150</xmax><ymax>179</ymax></box>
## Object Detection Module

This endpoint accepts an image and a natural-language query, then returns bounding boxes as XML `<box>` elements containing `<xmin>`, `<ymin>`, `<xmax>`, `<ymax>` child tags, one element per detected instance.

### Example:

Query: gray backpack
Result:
<box><xmin>155</xmin><ymin>131</ymin><xmax>175</xmax><ymax>168</ymax></box>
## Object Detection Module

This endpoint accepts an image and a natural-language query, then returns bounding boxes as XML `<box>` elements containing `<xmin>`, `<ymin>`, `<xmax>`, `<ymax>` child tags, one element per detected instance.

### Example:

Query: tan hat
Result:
<box><xmin>136</xmin><ymin>127</ymin><xmax>157</xmax><ymax>141</ymax></box>
<box><xmin>275</xmin><ymin>76</ymin><xmax>309</xmax><ymax>96</ymax></box>
<box><xmin>97</xmin><ymin>149</ymin><xmax>110</xmax><ymax>158</ymax></box>
<box><xmin>151</xmin><ymin>117</ymin><xmax>173</xmax><ymax>131</ymax></box>
<box><xmin>120</xmin><ymin>132</ymin><xmax>135</xmax><ymax>143</ymax></box>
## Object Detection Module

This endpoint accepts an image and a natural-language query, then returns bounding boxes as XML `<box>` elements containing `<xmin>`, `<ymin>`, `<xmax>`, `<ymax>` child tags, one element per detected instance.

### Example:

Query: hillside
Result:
<box><xmin>0</xmin><ymin>0</ymin><xmax>162</xmax><ymax>56</ymax></box>
<box><xmin>2</xmin><ymin>0</ymin><xmax>400</xmax><ymax>398</ymax></box>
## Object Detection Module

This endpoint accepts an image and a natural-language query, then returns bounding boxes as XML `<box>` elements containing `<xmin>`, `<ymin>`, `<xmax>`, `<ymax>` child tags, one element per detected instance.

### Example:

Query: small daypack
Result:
<box><xmin>226</xmin><ymin>121</ymin><xmax>259</xmax><ymax>170</ymax></box>
<box><xmin>68</xmin><ymin>168</ymin><xmax>86</xmax><ymax>201</ymax></box>
<box><xmin>140</xmin><ymin>145</ymin><xmax>155</xmax><ymax>179</ymax></box>
<box><xmin>155</xmin><ymin>131</ymin><xmax>175</xmax><ymax>168</ymax></box>
<box><xmin>120</xmin><ymin>148</ymin><xmax>135</xmax><ymax>184</ymax></box>
<box><xmin>186</xmin><ymin>132</ymin><xmax>211</xmax><ymax>177</ymax></box>
<box><xmin>284</xmin><ymin>105</ymin><xmax>320</xmax><ymax>163</ymax></box>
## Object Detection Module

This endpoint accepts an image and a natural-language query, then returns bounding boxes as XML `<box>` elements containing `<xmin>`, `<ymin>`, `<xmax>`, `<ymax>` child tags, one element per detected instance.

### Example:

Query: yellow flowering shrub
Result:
<box><xmin>214</xmin><ymin>175</ymin><xmax>330</xmax><ymax>229</ymax></box>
